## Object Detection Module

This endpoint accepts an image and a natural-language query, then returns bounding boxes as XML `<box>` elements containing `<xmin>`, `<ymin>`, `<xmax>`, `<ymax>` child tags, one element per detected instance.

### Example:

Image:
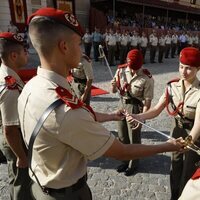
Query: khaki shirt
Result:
<box><xmin>106</xmin><ymin>34</ymin><xmax>117</xmax><ymax>46</ymax></box>
<box><xmin>140</xmin><ymin>36</ymin><xmax>148</xmax><ymax>47</ymax></box>
<box><xmin>149</xmin><ymin>35</ymin><xmax>158</xmax><ymax>46</ymax></box>
<box><xmin>0</xmin><ymin>64</ymin><xmax>24</xmax><ymax>126</ymax></box>
<box><xmin>178</xmin><ymin>178</ymin><xmax>200</xmax><ymax>200</ymax></box>
<box><xmin>114</xmin><ymin>67</ymin><xmax>154</xmax><ymax>101</ymax></box>
<box><xmin>71</xmin><ymin>56</ymin><xmax>94</xmax><ymax>80</ymax></box>
<box><xmin>18</xmin><ymin>67</ymin><xmax>114</xmax><ymax>188</ymax></box>
<box><xmin>160</xmin><ymin>78</ymin><xmax>200</xmax><ymax>121</ymax></box>
<box><xmin>159</xmin><ymin>37</ymin><xmax>166</xmax><ymax>46</ymax></box>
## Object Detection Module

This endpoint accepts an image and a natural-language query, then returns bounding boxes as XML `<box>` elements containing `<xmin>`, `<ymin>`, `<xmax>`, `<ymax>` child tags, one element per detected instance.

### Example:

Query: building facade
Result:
<box><xmin>0</xmin><ymin>0</ymin><xmax>90</xmax><ymax>32</ymax></box>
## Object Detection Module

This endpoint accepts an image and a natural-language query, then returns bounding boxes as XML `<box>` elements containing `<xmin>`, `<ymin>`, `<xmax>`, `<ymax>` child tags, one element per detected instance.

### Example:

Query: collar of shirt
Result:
<box><xmin>0</xmin><ymin>63</ymin><xmax>24</xmax><ymax>86</ymax></box>
<box><xmin>176</xmin><ymin>78</ymin><xmax>199</xmax><ymax>89</ymax></box>
<box><xmin>125</xmin><ymin>67</ymin><xmax>143</xmax><ymax>79</ymax></box>
<box><xmin>37</xmin><ymin>67</ymin><xmax>72</xmax><ymax>92</ymax></box>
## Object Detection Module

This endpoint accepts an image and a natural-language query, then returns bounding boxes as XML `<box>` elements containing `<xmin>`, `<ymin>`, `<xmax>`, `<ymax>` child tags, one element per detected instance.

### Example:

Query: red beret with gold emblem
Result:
<box><xmin>180</xmin><ymin>47</ymin><xmax>200</xmax><ymax>67</ymax></box>
<box><xmin>27</xmin><ymin>7</ymin><xmax>84</xmax><ymax>37</ymax></box>
<box><xmin>0</xmin><ymin>32</ymin><xmax>24</xmax><ymax>45</ymax></box>
<box><xmin>127</xmin><ymin>49</ymin><xmax>143</xmax><ymax>70</ymax></box>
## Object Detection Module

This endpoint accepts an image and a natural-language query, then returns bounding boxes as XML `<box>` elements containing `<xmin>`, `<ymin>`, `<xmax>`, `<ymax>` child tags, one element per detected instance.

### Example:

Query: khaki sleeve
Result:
<box><xmin>143</xmin><ymin>78</ymin><xmax>154</xmax><ymax>100</ymax></box>
<box><xmin>82</xmin><ymin>59</ymin><xmax>94</xmax><ymax>80</ymax></box>
<box><xmin>0</xmin><ymin>89</ymin><xmax>20</xmax><ymax>126</ymax></box>
<box><xmin>59</xmin><ymin>108</ymin><xmax>115</xmax><ymax>161</ymax></box>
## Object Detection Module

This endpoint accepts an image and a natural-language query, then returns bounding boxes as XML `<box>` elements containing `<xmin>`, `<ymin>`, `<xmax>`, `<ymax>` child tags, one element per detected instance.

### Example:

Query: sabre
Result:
<box><xmin>98</xmin><ymin>45</ymin><xmax>114</xmax><ymax>79</ymax></box>
<box><xmin>128</xmin><ymin>116</ymin><xmax>200</xmax><ymax>155</ymax></box>
<box><xmin>98</xmin><ymin>45</ymin><xmax>200</xmax><ymax>155</ymax></box>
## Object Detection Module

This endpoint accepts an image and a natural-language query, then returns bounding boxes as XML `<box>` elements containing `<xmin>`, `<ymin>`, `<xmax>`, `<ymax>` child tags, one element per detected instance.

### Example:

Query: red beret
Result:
<box><xmin>0</xmin><ymin>32</ymin><xmax>24</xmax><ymax>45</ymax></box>
<box><xmin>27</xmin><ymin>7</ymin><xmax>84</xmax><ymax>37</ymax></box>
<box><xmin>180</xmin><ymin>47</ymin><xmax>200</xmax><ymax>67</ymax></box>
<box><xmin>127</xmin><ymin>49</ymin><xmax>143</xmax><ymax>70</ymax></box>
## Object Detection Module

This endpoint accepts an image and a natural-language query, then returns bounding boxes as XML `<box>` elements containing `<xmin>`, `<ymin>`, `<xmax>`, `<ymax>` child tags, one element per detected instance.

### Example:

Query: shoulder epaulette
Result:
<box><xmin>167</xmin><ymin>78</ymin><xmax>180</xmax><ymax>85</ymax></box>
<box><xmin>118</xmin><ymin>63</ymin><xmax>128</xmax><ymax>69</ymax></box>
<box><xmin>142</xmin><ymin>69</ymin><xmax>152</xmax><ymax>78</ymax></box>
<box><xmin>82</xmin><ymin>54</ymin><xmax>91</xmax><ymax>62</ymax></box>
<box><xmin>56</xmin><ymin>86</ymin><xmax>97</xmax><ymax>121</ymax></box>
<box><xmin>4</xmin><ymin>76</ymin><xmax>18</xmax><ymax>90</ymax></box>
<box><xmin>56</xmin><ymin>86</ymin><xmax>83</xmax><ymax>109</ymax></box>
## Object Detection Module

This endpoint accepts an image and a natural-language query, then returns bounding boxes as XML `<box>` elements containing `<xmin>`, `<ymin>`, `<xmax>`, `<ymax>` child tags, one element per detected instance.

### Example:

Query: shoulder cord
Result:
<box><xmin>28</xmin><ymin>99</ymin><xmax>64</xmax><ymax>193</ymax></box>
<box><xmin>165</xmin><ymin>83</ymin><xmax>184</xmax><ymax>116</ymax></box>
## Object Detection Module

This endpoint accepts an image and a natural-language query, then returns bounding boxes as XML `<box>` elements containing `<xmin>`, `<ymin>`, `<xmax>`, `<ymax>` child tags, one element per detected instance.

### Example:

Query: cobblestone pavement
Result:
<box><xmin>0</xmin><ymin>52</ymin><xmax>192</xmax><ymax>200</ymax></box>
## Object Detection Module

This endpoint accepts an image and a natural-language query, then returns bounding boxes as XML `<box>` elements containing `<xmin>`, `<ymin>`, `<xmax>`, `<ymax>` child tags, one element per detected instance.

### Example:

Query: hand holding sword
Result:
<box><xmin>125</xmin><ymin>111</ymin><xmax>200</xmax><ymax>155</ymax></box>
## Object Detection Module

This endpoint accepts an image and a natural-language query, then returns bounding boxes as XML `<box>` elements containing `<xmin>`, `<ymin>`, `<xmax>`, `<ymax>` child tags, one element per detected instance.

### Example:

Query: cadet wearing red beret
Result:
<box><xmin>0</xmin><ymin>32</ymin><xmax>32</xmax><ymax>199</ymax></box>
<box><xmin>18</xmin><ymin>8</ymin><xmax>183</xmax><ymax>200</ymax></box>
<box><xmin>111</xmin><ymin>49</ymin><xmax>154</xmax><ymax>176</ymax></box>
<box><xmin>126</xmin><ymin>47</ymin><xmax>200</xmax><ymax>199</ymax></box>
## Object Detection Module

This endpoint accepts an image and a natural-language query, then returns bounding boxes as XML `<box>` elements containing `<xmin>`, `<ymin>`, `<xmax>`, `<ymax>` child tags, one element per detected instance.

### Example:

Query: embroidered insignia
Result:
<box><xmin>167</xmin><ymin>78</ymin><xmax>180</xmax><ymax>85</ymax></box>
<box><xmin>142</xmin><ymin>69</ymin><xmax>152</xmax><ymax>78</ymax></box>
<box><xmin>13</xmin><ymin>34</ymin><xmax>24</xmax><ymax>42</ymax></box>
<box><xmin>56</xmin><ymin>86</ymin><xmax>83</xmax><ymax>109</ymax></box>
<box><xmin>192</xmin><ymin>168</ymin><xmax>200</xmax><ymax>180</ymax></box>
<box><xmin>65</xmin><ymin>14</ymin><xmax>79</xmax><ymax>27</ymax></box>
<box><xmin>4</xmin><ymin>76</ymin><xmax>18</xmax><ymax>90</ymax></box>
<box><xmin>118</xmin><ymin>63</ymin><xmax>128</xmax><ymax>69</ymax></box>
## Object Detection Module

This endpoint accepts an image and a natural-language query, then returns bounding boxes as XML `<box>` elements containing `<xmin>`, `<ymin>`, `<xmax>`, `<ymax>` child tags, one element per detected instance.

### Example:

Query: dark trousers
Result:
<box><xmin>119</xmin><ymin>45</ymin><xmax>128</xmax><ymax>64</ymax></box>
<box><xmin>150</xmin><ymin>46</ymin><xmax>157</xmax><ymax>63</ymax></box>
<box><xmin>171</xmin><ymin>43</ymin><xmax>177</xmax><ymax>58</ymax></box>
<box><xmin>0</xmin><ymin>139</ymin><xmax>33</xmax><ymax>200</ymax></box>
<box><xmin>31</xmin><ymin>181</ymin><xmax>92</xmax><ymax>200</ymax></box>
<box><xmin>117</xmin><ymin>101</ymin><xmax>142</xmax><ymax>170</ymax></box>
<box><xmin>165</xmin><ymin>44</ymin><xmax>171</xmax><ymax>58</ymax></box>
<box><xmin>141</xmin><ymin>47</ymin><xmax>147</xmax><ymax>61</ymax></box>
<box><xmin>108</xmin><ymin>45</ymin><xmax>116</xmax><ymax>66</ymax></box>
<box><xmin>84</xmin><ymin>43</ymin><xmax>92</xmax><ymax>58</ymax></box>
<box><xmin>158</xmin><ymin>46</ymin><xmax>165</xmax><ymax>63</ymax></box>
<box><xmin>170</xmin><ymin>122</ymin><xmax>199</xmax><ymax>200</ymax></box>
<box><xmin>93</xmin><ymin>42</ymin><xmax>100</xmax><ymax>61</ymax></box>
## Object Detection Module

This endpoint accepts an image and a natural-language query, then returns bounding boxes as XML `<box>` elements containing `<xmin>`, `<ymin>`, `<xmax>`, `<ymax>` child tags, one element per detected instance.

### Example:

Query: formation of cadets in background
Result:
<box><xmin>82</xmin><ymin>27</ymin><xmax>200</xmax><ymax>65</ymax></box>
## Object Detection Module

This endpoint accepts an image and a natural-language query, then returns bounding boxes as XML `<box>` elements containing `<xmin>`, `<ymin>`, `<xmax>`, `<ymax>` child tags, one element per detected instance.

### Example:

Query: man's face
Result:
<box><xmin>67</xmin><ymin>33</ymin><xmax>81</xmax><ymax>69</ymax></box>
<box><xmin>179</xmin><ymin>63</ymin><xmax>198</xmax><ymax>82</ymax></box>
<box><xmin>15</xmin><ymin>46</ymin><xmax>28</xmax><ymax>68</ymax></box>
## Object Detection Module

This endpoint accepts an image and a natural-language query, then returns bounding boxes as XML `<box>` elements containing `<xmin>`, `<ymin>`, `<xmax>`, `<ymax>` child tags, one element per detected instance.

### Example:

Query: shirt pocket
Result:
<box><xmin>131</xmin><ymin>85</ymin><xmax>143</xmax><ymax>98</ymax></box>
<box><xmin>184</xmin><ymin>104</ymin><xmax>196</xmax><ymax>119</ymax></box>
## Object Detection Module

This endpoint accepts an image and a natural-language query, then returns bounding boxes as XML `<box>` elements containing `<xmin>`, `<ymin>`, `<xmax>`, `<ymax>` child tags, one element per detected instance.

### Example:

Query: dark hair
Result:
<box><xmin>0</xmin><ymin>39</ymin><xmax>22</xmax><ymax>60</ymax></box>
<box><xmin>29</xmin><ymin>17</ymin><xmax>74</xmax><ymax>57</ymax></box>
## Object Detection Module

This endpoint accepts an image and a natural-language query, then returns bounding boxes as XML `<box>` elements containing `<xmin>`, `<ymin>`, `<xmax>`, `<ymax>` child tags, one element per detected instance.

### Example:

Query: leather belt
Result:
<box><xmin>123</xmin><ymin>98</ymin><xmax>143</xmax><ymax>107</ymax></box>
<box><xmin>175</xmin><ymin>119</ymin><xmax>193</xmax><ymax>130</ymax></box>
<box><xmin>43</xmin><ymin>174</ymin><xmax>87</xmax><ymax>195</ymax></box>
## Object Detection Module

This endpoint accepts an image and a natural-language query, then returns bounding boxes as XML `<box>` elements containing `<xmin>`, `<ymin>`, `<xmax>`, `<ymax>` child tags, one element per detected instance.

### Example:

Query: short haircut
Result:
<box><xmin>29</xmin><ymin>17</ymin><xmax>74</xmax><ymax>57</ymax></box>
<box><xmin>0</xmin><ymin>39</ymin><xmax>22</xmax><ymax>60</ymax></box>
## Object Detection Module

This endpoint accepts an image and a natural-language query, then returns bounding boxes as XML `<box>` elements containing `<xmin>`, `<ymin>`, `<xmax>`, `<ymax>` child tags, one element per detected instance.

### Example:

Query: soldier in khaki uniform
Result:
<box><xmin>149</xmin><ymin>30</ymin><xmax>158</xmax><ymax>63</ymax></box>
<box><xmin>71</xmin><ymin>53</ymin><xmax>94</xmax><ymax>105</ymax></box>
<box><xmin>19</xmin><ymin>8</ymin><xmax>183</xmax><ymax>200</ymax></box>
<box><xmin>111</xmin><ymin>49</ymin><xmax>154</xmax><ymax>176</ymax></box>
<box><xmin>127</xmin><ymin>47</ymin><xmax>200</xmax><ymax>200</ymax></box>
<box><xmin>0</xmin><ymin>32</ymin><xmax>32</xmax><ymax>199</ymax></box>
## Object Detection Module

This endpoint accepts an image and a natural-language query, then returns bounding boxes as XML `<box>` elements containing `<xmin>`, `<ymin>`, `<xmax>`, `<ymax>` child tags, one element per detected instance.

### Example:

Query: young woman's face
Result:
<box><xmin>179</xmin><ymin>63</ymin><xmax>199</xmax><ymax>82</ymax></box>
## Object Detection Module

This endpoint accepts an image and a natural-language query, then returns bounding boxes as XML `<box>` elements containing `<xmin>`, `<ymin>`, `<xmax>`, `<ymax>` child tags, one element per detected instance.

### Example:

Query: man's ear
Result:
<box><xmin>58</xmin><ymin>40</ymin><xmax>69</xmax><ymax>55</ymax></box>
<box><xmin>10</xmin><ymin>51</ymin><xmax>18</xmax><ymax>61</ymax></box>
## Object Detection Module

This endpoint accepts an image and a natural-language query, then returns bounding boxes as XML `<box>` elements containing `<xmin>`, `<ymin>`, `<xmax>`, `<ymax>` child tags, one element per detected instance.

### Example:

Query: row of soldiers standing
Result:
<box><xmin>82</xmin><ymin>27</ymin><xmax>200</xmax><ymax>65</ymax></box>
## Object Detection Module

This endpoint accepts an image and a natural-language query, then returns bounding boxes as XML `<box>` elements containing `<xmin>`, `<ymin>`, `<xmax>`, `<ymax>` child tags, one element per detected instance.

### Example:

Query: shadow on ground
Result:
<box><xmin>88</xmin><ymin>131</ymin><xmax>171</xmax><ymax>175</ymax></box>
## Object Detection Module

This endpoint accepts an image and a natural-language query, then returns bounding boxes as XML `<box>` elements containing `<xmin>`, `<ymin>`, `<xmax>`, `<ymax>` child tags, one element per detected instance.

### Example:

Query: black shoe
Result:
<box><xmin>124</xmin><ymin>168</ymin><xmax>137</xmax><ymax>176</ymax></box>
<box><xmin>116</xmin><ymin>164</ymin><xmax>128</xmax><ymax>173</ymax></box>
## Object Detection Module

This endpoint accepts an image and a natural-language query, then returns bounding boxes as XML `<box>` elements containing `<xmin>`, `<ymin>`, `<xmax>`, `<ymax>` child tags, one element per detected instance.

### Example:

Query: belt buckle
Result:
<box><xmin>42</xmin><ymin>187</ymin><xmax>50</xmax><ymax>195</ymax></box>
